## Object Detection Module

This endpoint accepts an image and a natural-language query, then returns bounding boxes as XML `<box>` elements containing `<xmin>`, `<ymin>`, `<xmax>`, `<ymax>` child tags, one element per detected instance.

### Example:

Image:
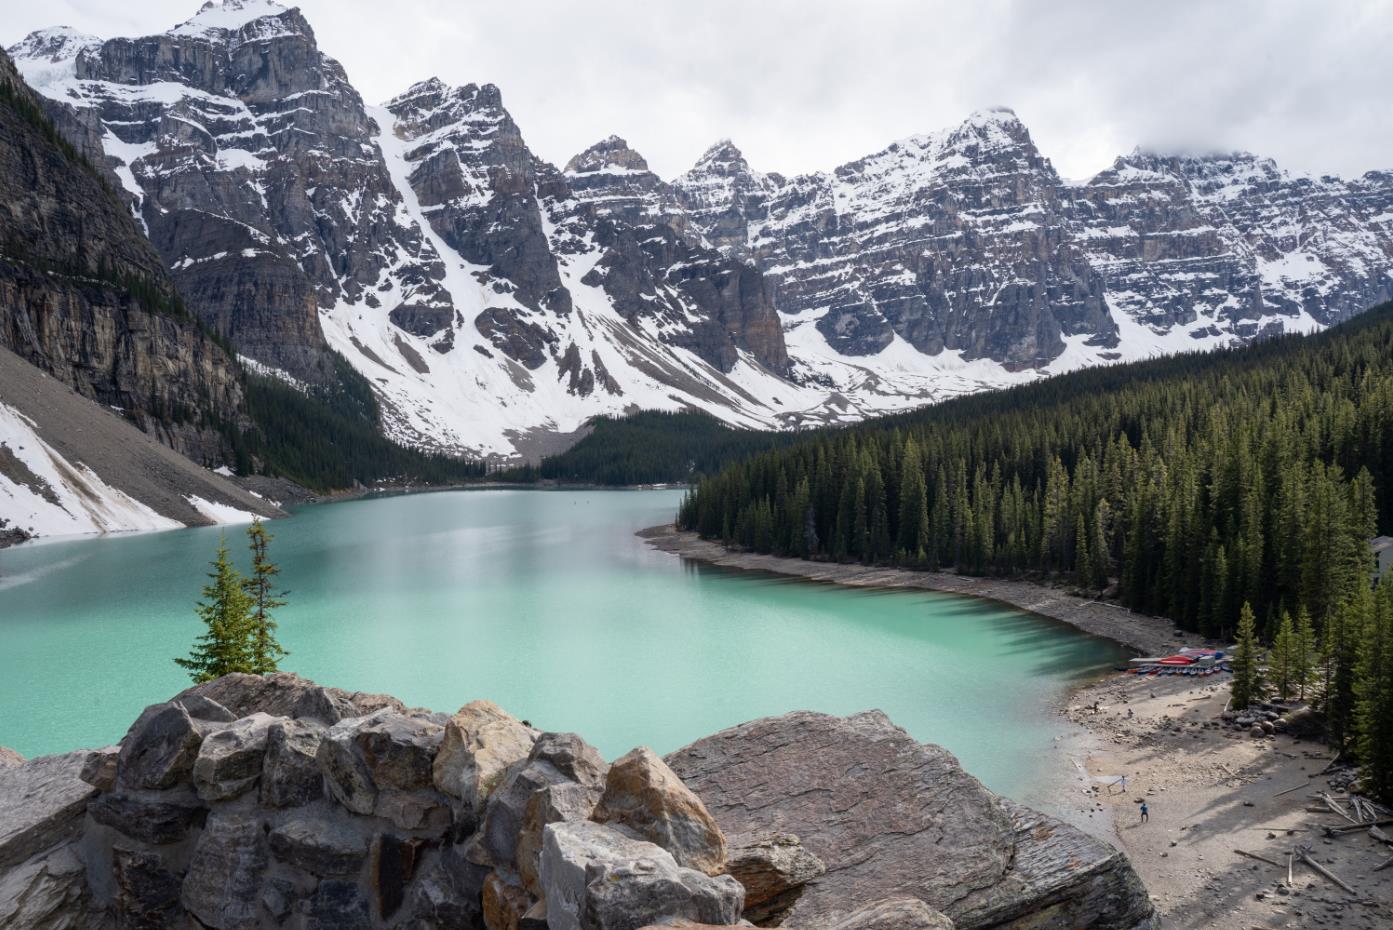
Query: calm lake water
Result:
<box><xmin>0</xmin><ymin>489</ymin><xmax>1125</xmax><ymax>805</ymax></box>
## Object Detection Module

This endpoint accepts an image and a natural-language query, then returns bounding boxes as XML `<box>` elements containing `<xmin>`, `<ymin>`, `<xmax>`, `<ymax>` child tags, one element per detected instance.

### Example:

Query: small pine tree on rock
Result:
<box><xmin>176</xmin><ymin>536</ymin><xmax>256</xmax><ymax>683</ymax></box>
<box><xmin>1230</xmin><ymin>601</ymin><xmax>1265</xmax><ymax>709</ymax></box>
<box><xmin>244</xmin><ymin>519</ymin><xmax>288</xmax><ymax>675</ymax></box>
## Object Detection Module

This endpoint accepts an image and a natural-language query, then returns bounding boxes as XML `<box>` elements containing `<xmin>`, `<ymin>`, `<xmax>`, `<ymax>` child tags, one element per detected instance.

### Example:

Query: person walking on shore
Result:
<box><xmin>1139</xmin><ymin>800</ymin><xmax>1149</xmax><ymax>823</ymax></box>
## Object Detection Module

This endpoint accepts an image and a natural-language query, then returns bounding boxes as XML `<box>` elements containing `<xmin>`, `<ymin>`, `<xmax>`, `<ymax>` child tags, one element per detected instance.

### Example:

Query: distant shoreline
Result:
<box><xmin>639</xmin><ymin>523</ymin><xmax>1214</xmax><ymax>658</ymax></box>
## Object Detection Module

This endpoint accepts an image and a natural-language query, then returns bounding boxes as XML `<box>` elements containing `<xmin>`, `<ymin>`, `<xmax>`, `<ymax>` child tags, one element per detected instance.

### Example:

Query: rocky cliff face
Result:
<box><xmin>0</xmin><ymin>46</ymin><xmax>243</xmax><ymax>463</ymax></box>
<box><xmin>0</xmin><ymin>673</ymin><xmax>1155</xmax><ymax>930</ymax></box>
<box><xmin>8</xmin><ymin>1</ymin><xmax>453</xmax><ymax>386</ymax></box>
<box><xmin>9</xmin><ymin>1</ymin><xmax>1393</xmax><ymax>462</ymax></box>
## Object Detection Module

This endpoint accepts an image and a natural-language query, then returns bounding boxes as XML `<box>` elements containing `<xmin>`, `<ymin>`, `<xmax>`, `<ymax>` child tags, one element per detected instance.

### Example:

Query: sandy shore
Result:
<box><xmin>641</xmin><ymin>524</ymin><xmax>1393</xmax><ymax>928</ymax></box>
<box><xmin>639</xmin><ymin>523</ymin><xmax>1207</xmax><ymax>656</ymax></box>
<box><xmin>1064</xmin><ymin>674</ymin><xmax>1393</xmax><ymax>928</ymax></box>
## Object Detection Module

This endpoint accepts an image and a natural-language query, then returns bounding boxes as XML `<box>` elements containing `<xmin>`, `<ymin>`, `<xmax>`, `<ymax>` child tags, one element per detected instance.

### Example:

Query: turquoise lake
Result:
<box><xmin>0</xmin><ymin>489</ymin><xmax>1125</xmax><ymax>807</ymax></box>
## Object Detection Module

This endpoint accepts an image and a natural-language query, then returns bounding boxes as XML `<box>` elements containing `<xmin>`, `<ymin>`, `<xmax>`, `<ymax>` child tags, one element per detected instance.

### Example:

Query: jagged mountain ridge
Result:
<box><xmin>10</xmin><ymin>0</ymin><xmax>1393</xmax><ymax>463</ymax></box>
<box><xmin>655</xmin><ymin>117</ymin><xmax>1393</xmax><ymax>366</ymax></box>
<box><xmin>9</xmin><ymin>2</ymin><xmax>808</xmax><ymax>463</ymax></box>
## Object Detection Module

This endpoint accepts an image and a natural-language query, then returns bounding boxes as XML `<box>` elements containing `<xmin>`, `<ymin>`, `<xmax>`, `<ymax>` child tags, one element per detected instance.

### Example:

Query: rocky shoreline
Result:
<box><xmin>639</xmin><ymin>524</ymin><xmax>1211</xmax><ymax>658</ymax></box>
<box><xmin>0</xmin><ymin>672</ymin><xmax>1156</xmax><ymax>930</ymax></box>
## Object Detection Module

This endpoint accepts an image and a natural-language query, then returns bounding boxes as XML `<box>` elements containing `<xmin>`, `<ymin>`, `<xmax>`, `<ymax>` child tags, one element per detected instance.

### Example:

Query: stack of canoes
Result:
<box><xmin>1124</xmin><ymin>647</ymin><xmax>1230</xmax><ymax>676</ymax></box>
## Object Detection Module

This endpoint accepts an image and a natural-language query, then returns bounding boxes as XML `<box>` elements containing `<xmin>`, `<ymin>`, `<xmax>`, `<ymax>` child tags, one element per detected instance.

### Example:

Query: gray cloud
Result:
<box><xmin>5</xmin><ymin>0</ymin><xmax>1390</xmax><ymax>181</ymax></box>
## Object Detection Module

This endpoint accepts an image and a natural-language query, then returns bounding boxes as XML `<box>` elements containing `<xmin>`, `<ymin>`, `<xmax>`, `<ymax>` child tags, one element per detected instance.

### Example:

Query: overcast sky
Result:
<box><xmin>5</xmin><ymin>0</ymin><xmax>1391</xmax><ymax>181</ymax></box>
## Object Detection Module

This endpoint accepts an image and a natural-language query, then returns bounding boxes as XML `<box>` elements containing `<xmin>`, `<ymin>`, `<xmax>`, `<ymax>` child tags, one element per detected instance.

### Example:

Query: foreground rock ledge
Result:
<box><xmin>0</xmin><ymin>672</ymin><xmax>1155</xmax><ymax>929</ymax></box>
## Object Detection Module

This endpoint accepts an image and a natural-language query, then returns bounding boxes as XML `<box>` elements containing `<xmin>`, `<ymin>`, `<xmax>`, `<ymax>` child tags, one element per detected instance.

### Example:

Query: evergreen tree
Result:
<box><xmin>244</xmin><ymin>520</ymin><xmax>289</xmax><ymax>675</ymax></box>
<box><xmin>1294</xmin><ymin>607</ymin><xmax>1316</xmax><ymax>702</ymax></box>
<box><xmin>896</xmin><ymin>442</ymin><xmax>929</xmax><ymax>563</ymax></box>
<box><xmin>1356</xmin><ymin>582</ymin><xmax>1393</xmax><ymax>802</ymax></box>
<box><xmin>1073</xmin><ymin>514</ymin><xmax>1092</xmax><ymax>588</ymax></box>
<box><xmin>1230</xmin><ymin>602</ymin><xmax>1264</xmax><ymax>709</ymax></box>
<box><xmin>1325</xmin><ymin>587</ymin><xmax>1371</xmax><ymax>749</ymax></box>
<box><xmin>176</xmin><ymin>536</ymin><xmax>256</xmax><ymax>683</ymax></box>
<box><xmin>1270</xmin><ymin>611</ymin><xmax>1298</xmax><ymax>701</ymax></box>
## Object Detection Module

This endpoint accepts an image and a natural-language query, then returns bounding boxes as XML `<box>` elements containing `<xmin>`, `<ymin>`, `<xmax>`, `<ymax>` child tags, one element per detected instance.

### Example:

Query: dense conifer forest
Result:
<box><xmin>682</xmin><ymin>303</ymin><xmax>1393</xmax><ymax>634</ymax></box>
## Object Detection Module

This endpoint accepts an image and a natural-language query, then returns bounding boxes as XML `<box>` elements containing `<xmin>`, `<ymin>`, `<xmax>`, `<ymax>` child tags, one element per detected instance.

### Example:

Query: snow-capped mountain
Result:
<box><xmin>662</xmin><ymin>115</ymin><xmax>1393</xmax><ymax>372</ymax></box>
<box><xmin>10</xmin><ymin>2</ymin><xmax>815</xmax><ymax>461</ymax></box>
<box><xmin>9</xmin><ymin>0</ymin><xmax>1393</xmax><ymax>462</ymax></box>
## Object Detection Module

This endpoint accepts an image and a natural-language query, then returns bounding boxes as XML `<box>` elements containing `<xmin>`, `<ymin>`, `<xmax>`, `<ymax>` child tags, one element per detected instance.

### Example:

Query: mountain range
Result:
<box><xmin>6</xmin><ymin>0</ymin><xmax>1393</xmax><ymax>468</ymax></box>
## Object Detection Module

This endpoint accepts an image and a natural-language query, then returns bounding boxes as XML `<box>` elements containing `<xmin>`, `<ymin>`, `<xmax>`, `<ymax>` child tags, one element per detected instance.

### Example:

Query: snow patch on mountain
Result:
<box><xmin>0</xmin><ymin>402</ymin><xmax>181</xmax><ymax>539</ymax></box>
<box><xmin>172</xmin><ymin>0</ymin><xmax>291</xmax><ymax>37</ymax></box>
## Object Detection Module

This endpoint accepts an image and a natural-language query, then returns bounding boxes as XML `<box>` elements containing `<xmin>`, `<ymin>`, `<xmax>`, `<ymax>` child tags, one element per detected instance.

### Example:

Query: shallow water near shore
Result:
<box><xmin>0</xmin><ymin>488</ymin><xmax>1126</xmax><ymax>806</ymax></box>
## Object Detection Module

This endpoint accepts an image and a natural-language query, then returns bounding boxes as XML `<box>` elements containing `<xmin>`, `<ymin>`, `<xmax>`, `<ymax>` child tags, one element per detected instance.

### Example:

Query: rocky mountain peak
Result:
<box><xmin>564</xmin><ymin>135</ymin><xmax>650</xmax><ymax>174</ymax></box>
<box><xmin>388</xmin><ymin>79</ymin><xmax>508</xmax><ymax>134</ymax></box>
<box><xmin>172</xmin><ymin>0</ymin><xmax>296</xmax><ymax>37</ymax></box>
<box><xmin>690</xmin><ymin>138</ymin><xmax>752</xmax><ymax>176</ymax></box>
<box><xmin>937</xmin><ymin>105</ymin><xmax>1039</xmax><ymax>161</ymax></box>
<box><xmin>8</xmin><ymin>26</ymin><xmax>100</xmax><ymax>64</ymax></box>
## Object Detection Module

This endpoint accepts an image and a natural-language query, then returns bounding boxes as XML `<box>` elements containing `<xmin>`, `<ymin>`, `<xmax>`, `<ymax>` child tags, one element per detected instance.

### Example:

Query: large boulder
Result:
<box><xmin>518</xmin><ymin>781</ymin><xmax>604</xmax><ymax>895</ymax></box>
<box><xmin>667</xmin><ymin>711</ymin><xmax>1153</xmax><ymax>930</ymax></box>
<box><xmin>178</xmin><ymin>692</ymin><xmax>238</xmax><ymax>723</ymax></box>
<box><xmin>480</xmin><ymin>732</ymin><xmax>608</xmax><ymax>869</ymax></box>
<box><xmin>953</xmin><ymin>799</ymin><xmax>1156</xmax><ymax>930</ymax></box>
<box><xmin>88</xmin><ymin>792</ymin><xmax>204</xmax><ymax>845</ymax></box>
<box><xmin>432</xmin><ymin>700</ymin><xmax>538</xmax><ymax>814</ymax></box>
<box><xmin>178</xmin><ymin>672</ymin><xmax>406</xmax><ymax>725</ymax></box>
<box><xmin>352</xmin><ymin>710</ymin><xmax>446</xmax><ymax>790</ymax></box>
<box><xmin>117</xmin><ymin>701</ymin><xmax>209</xmax><ymax>790</ymax></box>
<box><xmin>317</xmin><ymin>709</ymin><xmax>444</xmax><ymax>816</ymax></box>
<box><xmin>0</xmin><ymin>746</ymin><xmax>25</xmax><ymax>768</ymax></box>
<box><xmin>539</xmin><ymin>821</ymin><xmax>744</xmax><ymax>930</ymax></box>
<box><xmin>724</xmin><ymin>832</ymin><xmax>825</xmax><ymax>925</ymax></box>
<box><xmin>113</xmin><ymin>846</ymin><xmax>185</xmax><ymax>928</ymax></box>
<box><xmin>0</xmin><ymin>844</ymin><xmax>91</xmax><ymax>929</ymax></box>
<box><xmin>260</xmin><ymin>718</ymin><xmax>325</xmax><ymax>808</ymax></box>
<box><xmin>0</xmin><ymin>751</ymin><xmax>97</xmax><ymax>870</ymax></box>
<box><xmin>78</xmin><ymin>746</ymin><xmax>119</xmax><ymax>791</ymax></box>
<box><xmin>410</xmin><ymin>841</ymin><xmax>492</xmax><ymax>929</ymax></box>
<box><xmin>193</xmin><ymin>712</ymin><xmax>278</xmax><ymax>801</ymax></box>
<box><xmin>181</xmin><ymin>812</ymin><xmax>269</xmax><ymax>930</ymax></box>
<box><xmin>593</xmin><ymin>747</ymin><xmax>726</xmax><ymax>876</ymax></box>
<box><xmin>269</xmin><ymin>816</ymin><xmax>369</xmax><ymax>876</ymax></box>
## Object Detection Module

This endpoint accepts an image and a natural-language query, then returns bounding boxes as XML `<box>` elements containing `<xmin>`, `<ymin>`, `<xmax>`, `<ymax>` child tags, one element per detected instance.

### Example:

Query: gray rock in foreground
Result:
<box><xmin>0</xmin><ymin>677</ymin><xmax>1154</xmax><ymax>930</ymax></box>
<box><xmin>539</xmin><ymin>820</ymin><xmax>744</xmax><ymax>930</ymax></box>
<box><xmin>667</xmin><ymin>710</ymin><xmax>1155</xmax><ymax>930</ymax></box>
<box><xmin>0</xmin><ymin>751</ymin><xmax>95</xmax><ymax>870</ymax></box>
